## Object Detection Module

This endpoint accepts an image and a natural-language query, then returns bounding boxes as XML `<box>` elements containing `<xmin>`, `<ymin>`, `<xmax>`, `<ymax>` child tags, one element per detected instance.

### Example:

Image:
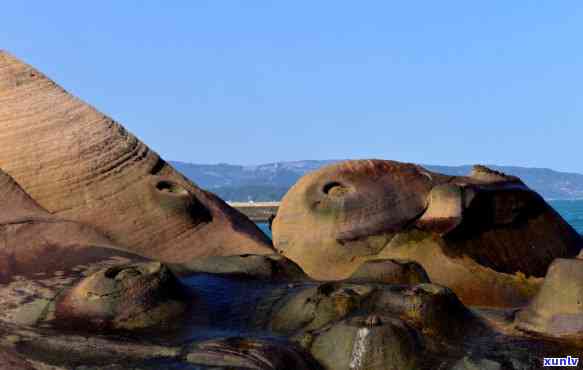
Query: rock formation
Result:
<box><xmin>0</xmin><ymin>51</ymin><xmax>273</xmax><ymax>263</ymax></box>
<box><xmin>0</xmin><ymin>167</ymin><xmax>192</xmax><ymax>330</ymax></box>
<box><xmin>515</xmin><ymin>258</ymin><xmax>583</xmax><ymax>342</ymax></box>
<box><xmin>54</xmin><ymin>262</ymin><xmax>191</xmax><ymax>331</ymax></box>
<box><xmin>0</xmin><ymin>168</ymin><xmax>135</xmax><ymax>284</ymax></box>
<box><xmin>346</xmin><ymin>259</ymin><xmax>430</xmax><ymax>285</ymax></box>
<box><xmin>2</xmin><ymin>53</ymin><xmax>582</xmax><ymax>369</ymax></box>
<box><xmin>273</xmin><ymin>159</ymin><xmax>582</xmax><ymax>306</ymax></box>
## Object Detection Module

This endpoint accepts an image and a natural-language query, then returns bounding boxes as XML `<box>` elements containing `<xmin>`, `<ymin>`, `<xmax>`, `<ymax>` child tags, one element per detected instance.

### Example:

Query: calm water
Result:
<box><xmin>549</xmin><ymin>200</ymin><xmax>583</xmax><ymax>234</ymax></box>
<box><xmin>257</xmin><ymin>200</ymin><xmax>583</xmax><ymax>239</ymax></box>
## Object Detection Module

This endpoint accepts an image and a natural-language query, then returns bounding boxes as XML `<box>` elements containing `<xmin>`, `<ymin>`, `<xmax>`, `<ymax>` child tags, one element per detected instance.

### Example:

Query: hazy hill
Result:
<box><xmin>170</xmin><ymin>160</ymin><xmax>583</xmax><ymax>201</ymax></box>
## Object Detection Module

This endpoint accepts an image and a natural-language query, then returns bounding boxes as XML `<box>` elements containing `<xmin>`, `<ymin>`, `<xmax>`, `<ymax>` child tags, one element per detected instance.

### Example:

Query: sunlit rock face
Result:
<box><xmin>515</xmin><ymin>258</ymin><xmax>583</xmax><ymax>343</ymax></box>
<box><xmin>0</xmin><ymin>168</ymin><xmax>132</xmax><ymax>284</ymax></box>
<box><xmin>0</xmin><ymin>168</ymin><xmax>193</xmax><ymax>331</ymax></box>
<box><xmin>273</xmin><ymin>159</ymin><xmax>582</xmax><ymax>306</ymax></box>
<box><xmin>0</xmin><ymin>51</ymin><xmax>273</xmax><ymax>263</ymax></box>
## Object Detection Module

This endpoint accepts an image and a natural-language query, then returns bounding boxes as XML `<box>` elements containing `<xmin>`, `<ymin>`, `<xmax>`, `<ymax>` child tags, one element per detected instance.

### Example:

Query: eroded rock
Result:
<box><xmin>347</xmin><ymin>259</ymin><xmax>430</xmax><ymax>285</ymax></box>
<box><xmin>515</xmin><ymin>258</ymin><xmax>583</xmax><ymax>343</ymax></box>
<box><xmin>54</xmin><ymin>262</ymin><xmax>191</xmax><ymax>331</ymax></box>
<box><xmin>170</xmin><ymin>254</ymin><xmax>309</xmax><ymax>281</ymax></box>
<box><xmin>0</xmin><ymin>51</ymin><xmax>273</xmax><ymax>263</ymax></box>
<box><xmin>305</xmin><ymin>315</ymin><xmax>421</xmax><ymax>370</ymax></box>
<box><xmin>186</xmin><ymin>337</ymin><xmax>322</xmax><ymax>370</ymax></box>
<box><xmin>273</xmin><ymin>159</ymin><xmax>581</xmax><ymax>306</ymax></box>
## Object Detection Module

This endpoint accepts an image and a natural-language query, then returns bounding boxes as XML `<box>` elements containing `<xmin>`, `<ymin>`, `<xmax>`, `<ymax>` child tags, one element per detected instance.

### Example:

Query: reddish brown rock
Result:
<box><xmin>0</xmin><ymin>168</ymin><xmax>134</xmax><ymax>284</ymax></box>
<box><xmin>0</xmin><ymin>168</ymin><xmax>193</xmax><ymax>331</ymax></box>
<box><xmin>273</xmin><ymin>160</ymin><xmax>581</xmax><ymax>306</ymax></box>
<box><xmin>0</xmin><ymin>51</ymin><xmax>273</xmax><ymax>263</ymax></box>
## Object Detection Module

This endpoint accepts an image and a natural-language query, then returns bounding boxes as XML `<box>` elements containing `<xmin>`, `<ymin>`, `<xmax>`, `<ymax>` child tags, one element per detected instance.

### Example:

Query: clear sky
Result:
<box><xmin>2</xmin><ymin>2</ymin><xmax>582</xmax><ymax>172</ymax></box>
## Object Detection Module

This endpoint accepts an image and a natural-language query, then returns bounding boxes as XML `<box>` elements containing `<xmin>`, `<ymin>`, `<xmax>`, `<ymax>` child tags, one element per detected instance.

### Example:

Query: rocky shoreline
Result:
<box><xmin>1</xmin><ymin>51</ymin><xmax>582</xmax><ymax>369</ymax></box>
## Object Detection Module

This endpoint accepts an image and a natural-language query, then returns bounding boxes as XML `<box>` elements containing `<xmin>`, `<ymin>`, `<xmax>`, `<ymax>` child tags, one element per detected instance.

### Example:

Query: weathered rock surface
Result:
<box><xmin>0</xmin><ymin>260</ymin><xmax>576</xmax><ymax>370</ymax></box>
<box><xmin>0</xmin><ymin>167</ymin><xmax>198</xmax><ymax>333</ymax></box>
<box><xmin>186</xmin><ymin>337</ymin><xmax>322</xmax><ymax>370</ymax></box>
<box><xmin>0</xmin><ymin>51</ymin><xmax>273</xmax><ymax>263</ymax></box>
<box><xmin>0</xmin><ymin>168</ymin><xmax>138</xmax><ymax>282</ymax></box>
<box><xmin>2</xmin><ymin>54</ymin><xmax>582</xmax><ymax>369</ymax></box>
<box><xmin>515</xmin><ymin>258</ymin><xmax>583</xmax><ymax>343</ymax></box>
<box><xmin>347</xmin><ymin>258</ymin><xmax>430</xmax><ymax>285</ymax></box>
<box><xmin>170</xmin><ymin>253</ymin><xmax>309</xmax><ymax>281</ymax></box>
<box><xmin>54</xmin><ymin>262</ymin><xmax>191</xmax><ymax>331</ymax></box>
<box><xmin>273</xmin><ymin>159</ymin><xmax>582</xmax><ymax>306</ymax></box>
<box><xmin>306</xmin><ymin>315</ymin><xmax>421</xmax><ymax>370</ymax></box>
<box><xmin>0</xmin><ymin>348</ymin><xmax>35</xmax><ymax>370</ymax></box>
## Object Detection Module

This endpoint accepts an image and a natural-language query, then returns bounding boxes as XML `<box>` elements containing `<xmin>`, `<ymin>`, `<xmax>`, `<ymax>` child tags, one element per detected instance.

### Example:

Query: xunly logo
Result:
<box><xmin>543</xmin><ymin>356</ymin><xmax>580</xmax><ymax>367</ymax></box>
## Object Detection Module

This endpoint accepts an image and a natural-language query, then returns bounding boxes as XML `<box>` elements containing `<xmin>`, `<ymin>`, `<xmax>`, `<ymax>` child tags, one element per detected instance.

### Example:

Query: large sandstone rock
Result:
<box><xmin>273</xmin><ymin>160</ymin><xmax>582</xmax><ymax>306</ymax></box>
<box><xmin>0</xmin><ymin>51</ymin><xmax>273</xmax><ymax>262</ymax></box>
<box><xmin>0</xmin><ymin>168</ymin><xmax>136</xmax><ymax>284</ymax></box>
<box><xmin>0</xmin><ymin>168</ymin><xmax>192</xmax><ymax>330</ymax></box>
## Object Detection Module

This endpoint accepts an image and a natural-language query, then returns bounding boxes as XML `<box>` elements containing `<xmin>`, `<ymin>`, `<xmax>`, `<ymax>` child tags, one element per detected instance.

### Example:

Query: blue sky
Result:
<box><xmin>2</xmin><ymin>2</ymin><xmax>582</xmax><ymax>172</ymax></box>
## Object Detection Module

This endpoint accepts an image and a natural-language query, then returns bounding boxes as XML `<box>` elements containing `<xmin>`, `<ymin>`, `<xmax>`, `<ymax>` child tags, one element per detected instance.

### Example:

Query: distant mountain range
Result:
<box><xmin>170</xmin><ymin>160</ymin><xmax>583</xmax><ymax>201</ymax></box>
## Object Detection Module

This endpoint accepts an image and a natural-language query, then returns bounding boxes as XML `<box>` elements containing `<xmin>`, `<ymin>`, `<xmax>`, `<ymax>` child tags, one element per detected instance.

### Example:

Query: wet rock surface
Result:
<box><xmin>3</xmin><ymin>272</ymin><xmax>582</xmax><ymax>369</ymax></box>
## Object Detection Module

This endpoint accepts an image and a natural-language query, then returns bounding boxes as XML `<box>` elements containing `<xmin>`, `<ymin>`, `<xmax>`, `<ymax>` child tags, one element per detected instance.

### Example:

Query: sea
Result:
<box><xmin>256</xmin><ymin>199</ymin><xmax>583</xmax><ymax>239</ymax></box>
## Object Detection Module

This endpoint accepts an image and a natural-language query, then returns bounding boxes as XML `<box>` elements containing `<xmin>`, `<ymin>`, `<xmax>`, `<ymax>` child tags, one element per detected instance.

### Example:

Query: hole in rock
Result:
<box><xmin>322</xmin><ymin>181</ymin><xmax>350</xmax><ymax>197</ymax></box>
<box><xmin>156</xmin><ymin>180</ymin><xmax>189</xmax><ymax>195</ymax></box>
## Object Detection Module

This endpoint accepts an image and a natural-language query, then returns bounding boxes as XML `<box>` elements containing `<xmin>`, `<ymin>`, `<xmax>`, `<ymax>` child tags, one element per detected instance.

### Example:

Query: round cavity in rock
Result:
<box><xmin>322</xmin><ymin>181</ymin><xmax>350</xmax><ymax>197</ymax></box>
<box><xmin>54</xmin><ymin>262</ymin><xmax>190</xmax><ymax>331</ymax></box>
<box><xmin>155</xmin><ymin>180</ymin><xmax>189</xmax><ymax>196</ymax></box>
<box><xmin>348</xmin><ymin>259</ymin><xmax>431</xmax><ymax>285</ymax></box>
<box><xmin>307</xmin><ymin>316</ymin><xmax>421</xmax><ymax>370</ymax></box>
<box><xmin>515</xmin><ymin>258</ymin><xmax>583</xmax><ymax>341</ymax></box>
